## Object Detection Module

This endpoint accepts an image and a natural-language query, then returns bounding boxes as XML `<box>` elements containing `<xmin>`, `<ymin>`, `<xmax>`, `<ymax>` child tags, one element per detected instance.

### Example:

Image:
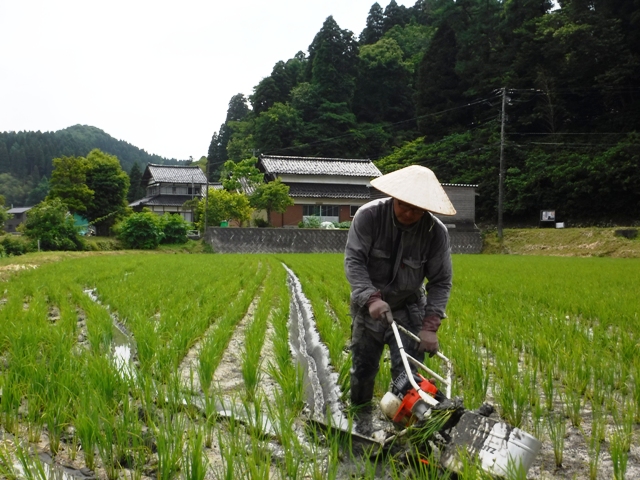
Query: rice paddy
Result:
<box><xmin>0</xmin><ymin>253</ymin><xmax>638</xmax><ymax>479</ymax></box>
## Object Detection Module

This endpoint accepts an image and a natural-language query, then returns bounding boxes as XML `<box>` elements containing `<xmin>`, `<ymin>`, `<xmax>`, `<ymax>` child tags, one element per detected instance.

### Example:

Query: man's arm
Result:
<box><xmin>423</xmin><ymin>224</ymin><xmax>453</xmax><ymax>318</ymax></box>
<box><xmin>344</xmin><ymin>208</ymin><xmax>379</xmax><ymax>308</ymax></box>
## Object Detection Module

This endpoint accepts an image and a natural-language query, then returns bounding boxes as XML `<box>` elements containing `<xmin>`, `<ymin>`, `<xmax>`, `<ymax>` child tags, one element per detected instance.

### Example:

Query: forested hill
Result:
<box><xmin>208</xmin><ymin>0</ymin><xmax>640</xmax><ymax>224</ymax></box>
<box><xmin>0</xmin><ymin>125</ymin><xmax>183</xmax><ymax>207</ymax></box>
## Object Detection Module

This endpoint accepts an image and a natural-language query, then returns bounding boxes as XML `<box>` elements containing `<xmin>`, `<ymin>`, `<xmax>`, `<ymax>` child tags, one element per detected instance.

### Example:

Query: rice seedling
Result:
<box><xmin>154</xmin><ymin>413</ymin><xmax>186</xmax><ymax>480</ymax></box>
<box><xmin>543</xmin><ymin>366</ymin><xmax>555</xmax><ymax>412</ymax></box>
<box><xmin>25</xmin><ymin>394</ymin><xmax>44</xmax><ymax>443</ymax></box>
<box><xmin>96</xmin><ymin>406</ymin><xmax>119</xmax><ymax>480</ymax></box>
<box><xmin>266</xmin><ymin>391</ymin><xmax>307</xmax><ymax>479</ymax></box>
<box><xmin>546</xmin><ymin>411</ymin><xmax>566</xmax><ymax>468</ymax></box>
<box><xmin>14</xmin><ymin>443</ymin><xmax>47</xmax><ymax>480</ymax></box>
<box><xmin>588</xmin><ymin>407</ymin><xmax>605</xmax><ymax>480</ymax></box>
<box><xmin>0</xmin><ymin>442</ymin><xmax>18</xmax><ymax>480</ymax></box>
<box><xmin>0</xmin><ymin>252</ymin><xmax>637</xmax><ymax>478</ymax></box>
<box><xmin>562</xmin><ymin>388</ymin><xmax>583</xmax><ymax>428</ymax></box>
<box><xmin>75</xmin><ymin>404</ymin><xmax>98</xmax><ymax>470</ymax></box>
<box><xmin>183</xmin><ymin>426</ymin><xmax>208</xmax><ymax>480</ymax></box>
<box><xmin>530</xmin><ymin>392</ymin><xmax>545</xmax><ymax>439</ymax></box>
<box><xmin>610</xmin><ymin>428</ymin><xmax>629</xmax><ymax>480</ymax></box>
<box><xmin>201</xmin><ymin>387</ymin><xmax>219</xmax><ymax>449</ymax></box>
<box><xmin>241</xmin><ymin>264</ymin><xmax>278</xmax><ymax>401</ymax></box>
<box><xmin>0</xmin><ymin>372</ymin><xmax>21</xmax><ymax>434</ymax></box>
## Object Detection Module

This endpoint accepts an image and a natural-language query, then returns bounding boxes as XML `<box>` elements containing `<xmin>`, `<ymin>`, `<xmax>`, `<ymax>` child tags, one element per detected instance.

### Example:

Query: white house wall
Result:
<box><xmin>278</xmin><ymin>174</ymin><xmax>372</xmax><ymax>186</ymax></box>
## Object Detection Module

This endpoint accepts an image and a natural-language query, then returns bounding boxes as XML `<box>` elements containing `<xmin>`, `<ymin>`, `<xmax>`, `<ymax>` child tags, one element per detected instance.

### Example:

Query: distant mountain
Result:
<box><xmin>0</xmin><ymin>124</ymin><xmax>185</xmax><ymax>207</ymax></box>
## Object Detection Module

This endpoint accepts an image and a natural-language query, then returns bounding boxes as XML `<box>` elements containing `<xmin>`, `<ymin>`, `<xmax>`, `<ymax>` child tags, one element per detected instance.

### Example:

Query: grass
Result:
<box><xmin>482</xmin><ymin>227</ymin><xmax>640</xmax><ymax>257</ymax></box>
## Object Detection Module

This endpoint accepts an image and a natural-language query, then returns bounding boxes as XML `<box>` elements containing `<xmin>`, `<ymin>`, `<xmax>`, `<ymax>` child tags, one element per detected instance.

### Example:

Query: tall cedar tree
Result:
<box><xmin>127</xmin><ymin>162</ymin><xmax>145</xmax><ymax>202</ymax></box>
<box><xmin>207</xmin><ymin>94</ymin><xmax>251</xmax><ymax>178</ymax></box>
<box><xmin>307</xmin><ymin>16</ymin><xmax>358</xmax><ymax>105</ymax></box>
<box><xmin>416</xmin><ymin>22</ymin><xmax>466</xmax><ymax>140</ymax></box>
<box><xmin>360</xmin><ymin>3</ymin><xmax>385</xmax><ymax>44</ymax></box>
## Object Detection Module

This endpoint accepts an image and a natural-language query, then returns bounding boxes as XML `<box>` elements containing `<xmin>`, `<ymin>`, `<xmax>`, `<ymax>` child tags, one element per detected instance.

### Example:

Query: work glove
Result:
<box><xmin>367</xmin><ymin>293</ymin><xmax>393</xmax><ymax>324</ymax></box>
<box><xmin>419</xmin><ymin>315</ymin><xmax>441</xmax><ymax>356</ymax></box>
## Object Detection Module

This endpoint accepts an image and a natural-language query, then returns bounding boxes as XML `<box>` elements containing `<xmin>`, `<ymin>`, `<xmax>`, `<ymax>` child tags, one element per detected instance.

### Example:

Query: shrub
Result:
<box><xmin>1</xmin><ymin>235</ymin><xmax>34</xmax><ymax>256</ymax></box>
<box><xmin>253</xmin><ymin>218</ymin><xmax>270</xmax><ymax>228</ymax></box>
<box><xmin>335</xmin><ymin>221</ymin><xmax>352</xmax><ymax>229</ymax></box>
<box><xmin>116</xmin><ymin>211</ymin><xmax>163</xmax><ymax>249</ymax></box>
<box><xmin>159</xmin><ymin>213</ymin><xmax>189</xmax><ymax>244</ymax></box>
<box><xmin>298</xmin><ymin>216</ymin><xmax>321</xmax><ymax>228</ymax></box>
<box><xmin>21</xmin><ymin>199</ymin><xmax>85</xmax><ymax>251</ymax></box>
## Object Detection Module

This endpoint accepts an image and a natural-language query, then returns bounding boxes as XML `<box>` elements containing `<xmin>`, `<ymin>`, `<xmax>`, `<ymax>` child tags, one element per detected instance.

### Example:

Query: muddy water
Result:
<box><xmin>283</xmin><ymin>265</ymin><xmax>351</xmax><ymax>431</ymax></box>
<box><xmin>83</xmin><ymin>288</ymin><xmax>137</xmax><ymax>377</ymax></box>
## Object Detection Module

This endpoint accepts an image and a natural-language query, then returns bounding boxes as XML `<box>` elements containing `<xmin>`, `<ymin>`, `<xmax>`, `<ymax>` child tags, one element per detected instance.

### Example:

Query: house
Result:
<box><xmin>256</xmin><ymin>155</ymin><xmax>382</xmax><ymax>227</ymax></box>
<box><xmin>4</xmin><ymin>207</ymin><xmax>32</xmax><ymax>233</ymax></box>
<box><xmin>129</xmin><ymin>164</ymin><xmax>209</xmax><ymax>222</ymax></box>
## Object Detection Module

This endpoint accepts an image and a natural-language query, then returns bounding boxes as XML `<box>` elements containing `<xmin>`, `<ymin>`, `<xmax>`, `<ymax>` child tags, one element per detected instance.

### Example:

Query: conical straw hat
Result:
<box><xmin>371</xmin><ymin>165</ymin><xmax>456</xmax><ymax>216</ymax></box>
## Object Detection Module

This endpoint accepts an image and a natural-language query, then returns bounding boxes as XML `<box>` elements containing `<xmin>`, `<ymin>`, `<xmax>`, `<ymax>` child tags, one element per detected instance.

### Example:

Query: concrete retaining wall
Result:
<box><xmin>205</xmin><ymin>227</ymin><xmax>482</xmax><ymax>254</ymax></box>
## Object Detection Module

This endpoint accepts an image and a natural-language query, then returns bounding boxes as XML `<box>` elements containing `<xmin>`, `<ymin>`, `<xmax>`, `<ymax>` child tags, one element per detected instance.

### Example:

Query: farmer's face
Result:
<box><xmin>393</xmin><ymin>198</ymin><xmax>425</xmax><ymax>226</ymax></box>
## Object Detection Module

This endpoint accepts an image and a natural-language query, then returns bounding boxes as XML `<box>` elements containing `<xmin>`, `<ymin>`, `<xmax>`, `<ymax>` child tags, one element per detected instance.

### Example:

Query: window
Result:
<box><xmin>303</xmin><ymin>205</ymin><xmax>321</xmax><ymax>217</ymax></box>
<box><xmin>302</xmin><ymin>205</ymin><xmax>339</xmax><ymax>222</ymax></box>
<box><xmin>350</xmin><ymin>205</ymin><xmax>360</xmax><ymax>217</ymax></box>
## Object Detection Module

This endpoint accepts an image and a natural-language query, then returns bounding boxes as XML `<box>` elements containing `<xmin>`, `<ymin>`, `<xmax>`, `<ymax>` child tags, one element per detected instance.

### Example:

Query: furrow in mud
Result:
<box><xmin>283</xmin><ymin>265</ymin><xmax>350</xmax><ymax>431</ymax></box>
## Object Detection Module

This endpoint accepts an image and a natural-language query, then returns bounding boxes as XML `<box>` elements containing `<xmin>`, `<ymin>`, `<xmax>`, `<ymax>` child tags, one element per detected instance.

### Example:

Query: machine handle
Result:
<box><xmin>393</xmin><ymin>321</ymin><xmax>453</xmax><ymax>399</ymax></box>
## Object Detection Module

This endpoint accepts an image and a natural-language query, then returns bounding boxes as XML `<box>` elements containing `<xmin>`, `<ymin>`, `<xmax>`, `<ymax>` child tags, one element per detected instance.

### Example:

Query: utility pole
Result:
<box><xmin>498</xmin><ymin>87</ymin><xmax>507</xmax><ymax>239</ymax></box>
<box><xmin>204</xmin><ymin>159</ymin><xmax>209</xmax><ymax>233</ymax></box>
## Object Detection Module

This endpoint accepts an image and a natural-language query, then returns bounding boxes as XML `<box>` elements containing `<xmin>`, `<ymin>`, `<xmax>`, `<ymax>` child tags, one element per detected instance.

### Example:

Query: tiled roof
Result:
<box><xmin>259</xmin><ymin>155</ymin><xmax>382</xmax><ymax>177</ymax></box>
<box><xmin>7</xmin><ymin>207</ymin><xmax>32</xmax><ymax>214</ymax></box>
<box><xmin>287</xmin><ymin>183</ymin><xmax>371</xmax><ymax>199</ymax></box>
<box><xmin>442</xmin><ymin>183</ymin><xmax>479</xmax><ymax>188</ymax></box>
<box><xmin>129</xmin><ymin>195</ymin><xmax>198</xmax><ymax>208</ymax></box>
<box><xmin>144</xmin><ymin>164</ymin><xmax>208</xmax><ymax>184</ymax></box>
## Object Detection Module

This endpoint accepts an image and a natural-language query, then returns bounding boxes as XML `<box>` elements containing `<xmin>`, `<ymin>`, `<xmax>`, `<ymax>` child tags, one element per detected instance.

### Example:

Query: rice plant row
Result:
<box><xmin>0</xmin><ymin>253</ymin><xmax>638</xmax><ymax>479</ymax></box>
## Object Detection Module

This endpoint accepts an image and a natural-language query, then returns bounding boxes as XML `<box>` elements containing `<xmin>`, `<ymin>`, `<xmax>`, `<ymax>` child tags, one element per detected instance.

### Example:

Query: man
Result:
<box><xmin>344</xmin><ymin>165</ymin><xmax>455</xmax><ymax>422</ymax></box>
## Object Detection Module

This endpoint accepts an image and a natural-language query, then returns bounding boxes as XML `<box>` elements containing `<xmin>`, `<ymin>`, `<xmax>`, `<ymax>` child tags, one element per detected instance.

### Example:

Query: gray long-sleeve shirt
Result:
<box><xmin>344</xmin><ymin>197</ymin><xmax>453</xmax><ymax>322</ymax></box>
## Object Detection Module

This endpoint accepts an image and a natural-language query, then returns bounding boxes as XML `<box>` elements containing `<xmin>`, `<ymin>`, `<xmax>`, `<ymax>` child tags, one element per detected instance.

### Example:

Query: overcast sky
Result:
<box><xmin>1</xmin><ymin>0</ymin><xmax>415</xmax><ymax>161</ymax></box>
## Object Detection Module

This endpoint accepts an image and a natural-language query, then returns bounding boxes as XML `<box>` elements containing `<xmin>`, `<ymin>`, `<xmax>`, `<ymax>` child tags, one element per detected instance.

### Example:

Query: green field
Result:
<box><xmin>0</xmin><ymin>253</ymin><xmax>638</xmax><ymax>479</ymax></box>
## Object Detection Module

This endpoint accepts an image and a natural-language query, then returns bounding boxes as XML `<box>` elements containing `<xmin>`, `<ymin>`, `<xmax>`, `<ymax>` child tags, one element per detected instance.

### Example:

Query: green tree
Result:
<box><xmin>360</xmin><ymin>3</ymin><xmax>385</xmax><ymax>44</ymax></box>
<box><xmin>220</xmin><ymin>158</ymin><xmax>263</xmax><ymax>191</ymax></box>
<box><xmin>0</xmin><ymin>173</ymin><xmax>32</xmax><ymax>207</ymax></box>
<box><xmin>253</xmin><ymin>103</ymin><xmax>303</xmax><ymax>153</ymax></box>
<box><xmin>249</xmin><ymin>179</ymin><xmax>294</xmax><ymax>224</ymax></box>
<box><xmin>84</xmin><ymin>149</ymin><xmax>130</xmax><ymax>236</ymax></box>
<box><xmin>0</xmin><ymin>141</ymin><xmax>10</xmax><ymax>174</ymax></box>
<box><xmin>26</xmin><ymin>176</ymin><xmax>50</xmax><ymax>205</ymax></box>
<box><xmin>127</xmin><ymin>162</ymin><xmax>145</xmax><ymax>202</ymax></box>
<box><xmin>416</xmin><ymin>22</ymin><xmax>466</xmax><ymax>140</ymax></box>
<box><xmin>116</xmin><ymin>210</ymin><xmax>162</xmax><ymax>249</ymax></box>
<box><xmin>188</xmin><ymin>189</ymin><xmax>253</xmax><ymax>231</ymax></box>
<box><xmin>0</xmin><ymin>195</ymin><xmax>10</xmax><ymax>232</ymax></box>
<box><xmin>21</xmin><ymin>198</ymin><xmax>84</xmax><ymax>251</ymax></box>
<box><xmin>208</xmin><ymin>94</ymin><xmax>252</xmax><ymax>179</ymax></box>
<box><xmin>308</xmin><ymin>16</ymin><xmax>359</xmax><ymax>105</ymax></box>
<box><xmin>353</xmin><ymin>37</ymin><xmax>414</xmax><ymax>124</ymax></box>
<box><xmin>207</xmin><ymin>131</ymin><xmax>226</xmax><ymax>180</ymax></box>
<box><xmin>225</xmin><ymin>119</ymin><xmax>256</xmax><ymax>162</ymax></box>
<box><xmin>48</xmin><ymin>155</ymin><xmax>93</xmax><ymax>213</ymax></box>
<box><xmin>383</xmin><ymin>0</ymin><xmax>411</xmax><ymax>32</ymax></box>
<box><xmin>251</xmin><ymin>77</ymin><xmax>283</xmax><ymax>116</ymax></box>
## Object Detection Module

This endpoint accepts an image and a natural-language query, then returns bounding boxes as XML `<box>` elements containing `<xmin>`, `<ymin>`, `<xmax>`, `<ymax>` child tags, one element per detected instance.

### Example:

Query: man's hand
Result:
<box><xmin>367</xmin><ymin>295</ymin><xmax>393</xmax><ymax>324</ymax></box>
<box><xmin>418</xmin><ymin>330</ymin><xmax>438</xmax><ymax>356</ymax></box>
<box><xmin>419</xmin><ymin>315</ymin><xmax>442</xmax><ymax>356</ymax></box>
